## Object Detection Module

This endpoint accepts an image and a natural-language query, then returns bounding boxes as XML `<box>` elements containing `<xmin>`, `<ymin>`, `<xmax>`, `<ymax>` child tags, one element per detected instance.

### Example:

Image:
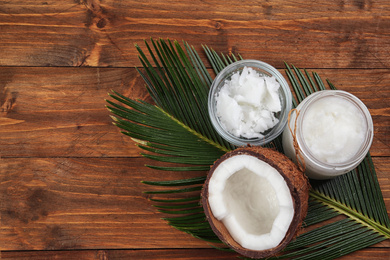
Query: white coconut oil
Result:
<box><xmin>282</xmin><ymin>90</ymin><xmax>373</xmax><ymax>180</ymax></box>
<box><xmin>215</xmin><ymin>66</ymin><xmax>281</xmax><ymax>139</ymax></box>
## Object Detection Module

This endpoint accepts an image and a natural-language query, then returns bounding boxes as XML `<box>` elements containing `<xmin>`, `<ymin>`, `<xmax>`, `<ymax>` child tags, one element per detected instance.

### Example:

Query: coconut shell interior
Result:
<box><xmin>201</xmin><ymin>146</ymin><xmax>310</xmax><ymax>259</ymax></box>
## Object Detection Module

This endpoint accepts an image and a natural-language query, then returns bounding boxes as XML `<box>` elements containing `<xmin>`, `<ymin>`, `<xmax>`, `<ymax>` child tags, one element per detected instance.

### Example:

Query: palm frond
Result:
<box><xmin>135</xmin><ymin>39</ymin><xmax>234</xmax><ymax>151</ymax></box>
<box><xmin>106</xmin><ymin>89</ymin><xmax>227</xmax><ymax>171</ymax></box>
<box><xmin>107</xmin><ymin>39</ymin><xmax>389</xmax><ymax>259</ymax></box>
<box><xmin>106</xmin><ymin>39</ymin><xmax>234</xmax><ymax>242</ymax></box>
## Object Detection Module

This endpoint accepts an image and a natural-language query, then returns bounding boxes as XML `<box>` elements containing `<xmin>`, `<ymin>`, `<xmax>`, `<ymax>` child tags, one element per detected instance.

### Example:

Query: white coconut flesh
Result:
<box><xmin>208</xmin><ymin>154</ymin><xmax>294</xmax><ymax>251</ymax></box>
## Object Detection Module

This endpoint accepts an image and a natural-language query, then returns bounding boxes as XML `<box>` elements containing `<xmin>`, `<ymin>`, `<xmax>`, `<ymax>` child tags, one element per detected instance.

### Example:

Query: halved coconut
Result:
<box><xmin>202</xmin><ymin>146</ymin><xmax>309</xmax><ymax>259</ymax></box>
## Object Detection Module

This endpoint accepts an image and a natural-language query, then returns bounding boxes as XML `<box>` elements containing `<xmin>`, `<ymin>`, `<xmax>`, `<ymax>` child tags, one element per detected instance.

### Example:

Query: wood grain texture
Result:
<box><xmin>0</xmin><ymin>157</ymin><xmax>209</xmax><ymax>251</ymax></box>
<box><xmin>0</xmin><ymin>67</ymin><xmax>389</xmax><ymax>158</ymax></box>
<box><xmin>0</xmin><ymin>0</ymin><xmax>390</xmax><ymax>68</ymax></box>
<box><xmin>0</xmin><ymin>67</ymin><xmax>149</xmax><ymax>158</ymax></box>
<box><xmin>3</xmin><ymin>248</ymin><xmax>390</xmax><ymax>260</ymax></box>
<box><xmin>1</xmin><ymin>157</ymin><xmax>389</xmax><ymax>251</ymax></box>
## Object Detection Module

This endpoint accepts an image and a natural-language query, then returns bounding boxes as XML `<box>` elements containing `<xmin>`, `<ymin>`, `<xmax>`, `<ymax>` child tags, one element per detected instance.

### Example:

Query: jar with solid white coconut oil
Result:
<box><xmin>208</xmin><ymin>60</ymin><xmax>292</xmax><ymax>146</ymax></box>
<box><xmin>282</xmin><ymin>90</ymin><xmax>373</xmax><ymax>180</ymax></box>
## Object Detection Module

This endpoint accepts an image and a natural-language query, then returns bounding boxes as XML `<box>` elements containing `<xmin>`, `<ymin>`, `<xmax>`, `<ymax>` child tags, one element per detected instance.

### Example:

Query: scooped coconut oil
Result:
<box><xmin>282</xmin><ymin>90</ymin><xmax>373</xmax><ymax>180</ymax></box>
<box><xmin>215</xmin><ymin>66</ymin><xmax>281</xmax><ymax>139</ymax></box>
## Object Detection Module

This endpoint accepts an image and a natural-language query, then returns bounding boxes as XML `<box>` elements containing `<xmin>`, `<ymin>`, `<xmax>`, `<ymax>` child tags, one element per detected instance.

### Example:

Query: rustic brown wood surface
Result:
<box><xmin>1</xmin><ymin>0</ymin><xmax>389</xmax><ymax>259</ymax></box>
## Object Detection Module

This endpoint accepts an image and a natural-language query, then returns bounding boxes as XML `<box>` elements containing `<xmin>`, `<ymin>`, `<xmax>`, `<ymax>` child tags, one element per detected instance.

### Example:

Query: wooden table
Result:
<box><xmin>1</xmin><ymin>1</ymin><xmax>389</xmax><ymax>259</ymax></box>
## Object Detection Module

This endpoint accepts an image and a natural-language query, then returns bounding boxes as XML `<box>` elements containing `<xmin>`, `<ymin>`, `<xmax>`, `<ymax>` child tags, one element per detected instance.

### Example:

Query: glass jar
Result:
<box><xmin>208</xmin><ymin>60</ymin><xmax>292</xmax><ymax>146</ymax></box>
<box><xmin>282</xmin><ymin>90</ymin><xmax>374</xmax><ymax>180</ymax></box>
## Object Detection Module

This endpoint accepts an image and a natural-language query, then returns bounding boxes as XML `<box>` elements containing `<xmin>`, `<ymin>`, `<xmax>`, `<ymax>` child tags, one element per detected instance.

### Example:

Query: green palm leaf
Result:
<box><xmin>107</xmin><ymin>39</ymin><xmax>389</xmax><ymax>259</ymax></box>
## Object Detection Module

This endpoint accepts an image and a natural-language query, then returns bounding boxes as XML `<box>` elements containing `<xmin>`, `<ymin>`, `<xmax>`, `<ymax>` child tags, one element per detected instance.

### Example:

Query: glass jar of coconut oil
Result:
<box><xmin>282</xmin><ymin>90</ymin><xmax>373</xmax><ymax>180</ymax></box>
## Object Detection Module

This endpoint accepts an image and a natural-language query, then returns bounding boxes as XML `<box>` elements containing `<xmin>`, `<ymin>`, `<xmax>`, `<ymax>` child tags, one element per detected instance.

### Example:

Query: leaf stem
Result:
<box><xmin>156</xmin><ymin>106</ymin><xmax>231</xmax><ymax>153</ymax></box>
<box><xmin>310</xmin><ymin>189</ymin><xmax>390</xmax><ymax>238</ymax></box>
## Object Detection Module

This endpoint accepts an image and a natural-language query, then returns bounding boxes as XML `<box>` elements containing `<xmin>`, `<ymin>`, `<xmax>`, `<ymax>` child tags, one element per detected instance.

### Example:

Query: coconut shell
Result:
<box><xmin>201</xmin><ymin>146</ymin><xmax>310</xmax><ymax>259</ymax></box>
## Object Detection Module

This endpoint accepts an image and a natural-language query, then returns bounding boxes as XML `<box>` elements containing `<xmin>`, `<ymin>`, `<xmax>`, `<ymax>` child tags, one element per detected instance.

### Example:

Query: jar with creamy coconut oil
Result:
<box><xmin>282</xmin><ymin>90</ymin><xmax>373</xmax><ymax>180</ymax></box>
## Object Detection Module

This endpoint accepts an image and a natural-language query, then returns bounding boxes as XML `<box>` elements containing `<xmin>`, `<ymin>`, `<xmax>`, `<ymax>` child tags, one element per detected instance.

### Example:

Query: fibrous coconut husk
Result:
<box><xmin>201</xmin><ymin>146</ymin><xmax>310</xmax><ymax>259</ymax></box>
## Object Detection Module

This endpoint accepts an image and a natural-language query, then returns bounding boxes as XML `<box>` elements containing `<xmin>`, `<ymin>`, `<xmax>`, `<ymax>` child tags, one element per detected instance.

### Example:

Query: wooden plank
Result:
<box><xmin>0</xmin><ymin>67</ymin><xmax>149</xmax><ymax>158</ymax></box>
<box><xmin>1</xmin><ymin>250</ymin><xmax>102</xmax><ymax>260</ymax></box>
<box><xmin>0</xmin><ymin>157</ymin><xmax>210</xmax><ymax>251</ymax></box>
<box><xmin>1</xmin><ymin>157</ymin><xmax>389</xmax><ymax>251</ymax></box>
<box><xmin>1</xmin><ymin>249</ymin><xmax>238</xmax><ymax>260</ymax></box>
<box><xmin>5</xmin><ymin>247</ymin><xmax>389</xmax><ymax>260</ymax></box>
<box><xmin>1</xmin><ymin>67</ymin><xmax>389</xmax><ymax>158</ymax></box>
<box><xmin>1</xmin><ymin>247</ymin><xmax>389</xmax><ymax>260</ymax></box>
<box><xmin>1</xmin><ymin>0</ymin><xmax>390</xmax><ymax>68</ymax></box>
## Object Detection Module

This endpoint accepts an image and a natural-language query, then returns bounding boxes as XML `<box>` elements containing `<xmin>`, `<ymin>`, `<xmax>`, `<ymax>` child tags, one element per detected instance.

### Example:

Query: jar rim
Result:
<box><xmin>295</xmin><ymin>90</ymin><xmax>374</xmax><ymax>171</ymax></box>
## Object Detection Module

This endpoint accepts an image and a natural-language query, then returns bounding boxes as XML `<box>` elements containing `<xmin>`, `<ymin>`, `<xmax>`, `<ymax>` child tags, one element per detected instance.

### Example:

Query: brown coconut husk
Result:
<box><xmin>201</xmin><ymin>146</ymin><xmax>310</xmax><ymax>259</ymax></box>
